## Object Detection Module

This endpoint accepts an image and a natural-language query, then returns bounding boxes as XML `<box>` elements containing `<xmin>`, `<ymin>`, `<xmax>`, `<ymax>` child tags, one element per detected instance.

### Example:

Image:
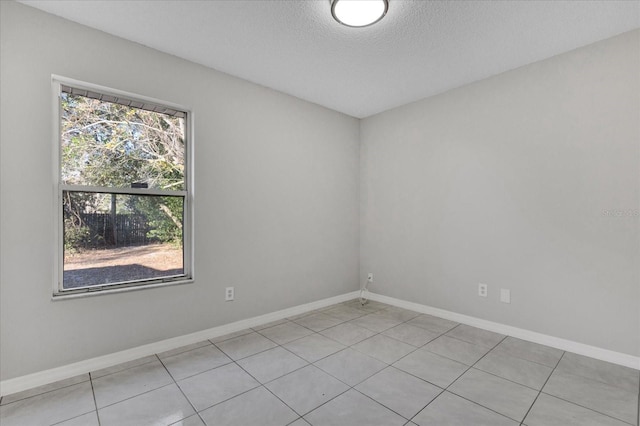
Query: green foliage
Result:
<box><xmin>126</xmin><ymin>195</ymin><xmax>184</xmax><ymax>247</ymax></box>
<box><xmin>63</xmin><ymin>221</ymin><xmax>91</xmax><ymax>253</ymax></box>
<box><xmin>61</xmin><ymin>93</ymin><xmax>186</xmax><ymax>249</ymax></box>
<box><xmin>60</xmin><ymin>93</ymin><xmax>185</xmax><ymax>190</ymax></box>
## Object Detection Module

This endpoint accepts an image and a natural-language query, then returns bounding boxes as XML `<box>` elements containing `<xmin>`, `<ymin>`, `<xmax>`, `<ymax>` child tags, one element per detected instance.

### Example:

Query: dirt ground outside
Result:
<box><xmin>64</xmin><ymin>243</ymin><xmax>183</xmax><ymax>288</ymax></box>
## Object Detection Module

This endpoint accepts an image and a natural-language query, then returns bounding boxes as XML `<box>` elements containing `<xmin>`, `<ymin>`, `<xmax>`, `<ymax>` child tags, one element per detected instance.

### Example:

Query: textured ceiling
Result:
<box><xmin>19</xmin><ymin>0</ymin><xmax>640</xmax><ymax>118</ymax></box>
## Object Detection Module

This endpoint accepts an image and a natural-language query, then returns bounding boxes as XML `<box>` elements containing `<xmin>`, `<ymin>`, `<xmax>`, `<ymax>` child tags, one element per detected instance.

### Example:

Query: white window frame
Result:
<box><xmin>52</xmin><ymin>75</ymin><xmax>194</xmax><ymax>298</ymax></box>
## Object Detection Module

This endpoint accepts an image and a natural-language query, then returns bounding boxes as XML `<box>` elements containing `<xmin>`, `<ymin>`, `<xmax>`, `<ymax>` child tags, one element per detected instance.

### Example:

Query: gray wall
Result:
<box><xmin>2</xmin><ymin>1</ymin><xmax>637</xmax><ymax>382</ymax></box>
<box><xmin>0</xmin><ymin>2</ymin><xmax>360</xmax><ymax>380</ymax></box>
<box><xmin>360</xmin><ymin>30</ymin><xmax>640</xmax><ymax>356</ymax></box>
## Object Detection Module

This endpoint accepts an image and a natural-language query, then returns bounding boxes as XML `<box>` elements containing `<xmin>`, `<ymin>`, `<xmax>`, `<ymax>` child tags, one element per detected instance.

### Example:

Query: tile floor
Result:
<box><xmin>1</xmin><ymin>299</ymin><xmax>638</xmax><ymax>426</ymax></box>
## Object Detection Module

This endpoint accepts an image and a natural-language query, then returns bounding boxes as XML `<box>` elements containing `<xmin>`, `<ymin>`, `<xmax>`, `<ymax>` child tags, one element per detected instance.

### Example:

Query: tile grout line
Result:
<box><xmin>551</xmin><ymin>355</ymin><xmax>640</xmax><ymax>394</ymax></box>
<box><xmin>157</xmin><ymin>340</ymin><xmax>214</xmax><ymax>360</ymax></box>
<box><xmin>184</xmin><ymin>315</ymin><xmax>352</xmax><ymax>419</ymax></box>
<box><xmin>48</xmin><ymin>409</ymin><xmax>99</xmax><ymax>426</ymax></box>
<box><xmin>231</xmin><ymin>351</ymin><xmax>350</xmax><ymax>423</ymax></box>
<box><xmin>532</xmin><ymin>356</ymin><xmax>639</xmax><ymax>426</ymax></box>
<box><xmin>373</xmin><ymin>312</ymin><xmax>452</xmax><ymax>419</ymax></box>
<box><xmin>462</xmin><ymin>365</ymin><xmax>548</xmax><ymax>393</ymax></box>
<box><xmin>278</xmin><ymin>304</ymin><xmax>417</xmax><ymax>422</ymax></box>
<box><xmin>302</xmin><ymin>305</ymin><xmax>450</xmax><ymax>423</ymax></box>
<box><xmin>323</xmin><ymin>307</ymin><xmax>508</xmax><ymax>424</ymax></box>
<box><xmin>328</xmin><ymin>305</ymin><xmax>451</xmax><ymax>424</ymax></box>
<box><xmin>362</xmin><ymin>309</ymin><xmax>471</xmax><ymax>386</ymax></box>
<box><xmin>8</xmin><ymin>369</ymin><xmax>117</xmax><ymax>425</ymax></box>
<box><xmin>161</xmin><ymin>359</ymin><xmax>235</xmax><ymax>383</ymax></box>
<box><xmin>207</xmin><ymin>309</ymin><xmax>373</xmax><ymax>420</ymax></box>
<box><xmin>235</xmin><ymin>324</ymin><xmax>323</xmax><ymax>364</ymax></box>
<box><xmin>489</xmin><ymin>343</ymin><xmax>563</xmax><ymax>370</ymax></box>
<box><xmin>91</xmin><ymin>381</ymin><xmax>176</xmax><ymax>411</ymax></box>
<box><xmin>189</xmin><ymin>380</ymin><xmax>261</xmax><ymax>416</ymax></box>
<box><xmin>89</xmin><ymin>374</ymin><xmax>102</xmax><ymax>426</ymax></box>
<box><xmin>442</xmin><ymin>336</ymin><xmax>558</xmax><ymax>393</ymax></box>
<box><xmin>79</xmin><ymin>355</ymin><xmax>199</xmax><ymax>422</ymax></box>
<box><xmin>235</xmin><ymin>362</ymin><xmax>306</xmax><ymax>416</ymax></box>
<box><xmin>351</xmin><ymin>384</ymin><xmax>439</xmax><ymax>423</ymax></box>
<box><xmin>8</xmin><ymin>300</ymin><xmax>631</xmax><ymax>426</ymax></box>
<box><xmin>251</xmin><ymin>308</ymin><xmax>440</xmax><ymax>372</ymax></box>
<box><xmin>536</xmin><ymin>390</ymin><xmax>638</xmax><ymax>426</ymax></box>
<box><xmin>422</xmin><ymin>330</ymin><xmax>638</xmax><ymax>425</ymax></box>
<box><xmin>400</xmin><ymin>317</ymin><xmax>631</xmax><ymax>425</ymax></box>
<box><xmin>517</xmin><ymin>349</ymin><xmax>566</xmax><ymax>425</ymax></box>
<box><xmin>0</xmin><ymin>304</ymin><xmax>467</xmax><ymax>422</ymax></box>
<box><xmin>0</xmin><ymin>381</ymin><xmax>90</xmax><ymax>408</ymax></box>
<box><xmin>83</xmin><ymin>302</ymin><xmax>640</xmax><ymax>426</ymax></box>
<box><xmin>378</xmin><ymin>321</ymin><xmax>459</xmax><ymax>385</ymax></box>
<box><xmin>441</xmin><ymin>330</ymin><xmax>505</xmax><ymax>350</ymax></box>
<box><xmin>276</xmin><ymin>335</ymin><xmax>344</xmax><ymax>365</ymax></box>
<box><xmin>211</xmin><ymin>337</ymin><xmax>279</xmax><ymax>362</ymax></box>
<box><xmin>156</xmin><ymin>354</ymin><xmax>209</xmax><ymax>425</ymax></box>
<box><xmin>535</xmin><ymin>369</ymin><xmax>640</xmax><ymax>426</ymax></box>
<box><xmin>90</xmin><ymin>356</ymin><xmax>157</xmax><ymax>380</ymax></box>
<box><xmin>255</xmin><ymin>303</ymin><xmax>398</xmax><ymax>364</ymax></box>
<box><xmin>408</xmin><ymin>335</ymin><xmax>519</xmax><ymax>425</ymax></box>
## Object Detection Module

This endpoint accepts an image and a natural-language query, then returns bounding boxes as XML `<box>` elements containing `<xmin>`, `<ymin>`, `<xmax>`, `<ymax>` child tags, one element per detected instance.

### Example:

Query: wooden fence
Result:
<box><xmin>77</xmin><ymin>213</ymin><xmax>149</xmax><ymax>248</ymax></box>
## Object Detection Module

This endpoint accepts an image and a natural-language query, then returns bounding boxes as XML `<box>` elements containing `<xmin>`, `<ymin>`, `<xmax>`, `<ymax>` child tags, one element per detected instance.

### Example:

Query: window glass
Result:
<box><xmin>62</xmin><ymin>192</ymin><xmax>184</xmax><ymax>288</ymax></box>
<box><xmin>61</xmin><ymin>93</ymin><xmax>185</xmax><ymax>190</ymax></box>
<box><xmin>56</xmin><ymin>81</ymin><xmax>191</xmax><ymax>295</ymax></box>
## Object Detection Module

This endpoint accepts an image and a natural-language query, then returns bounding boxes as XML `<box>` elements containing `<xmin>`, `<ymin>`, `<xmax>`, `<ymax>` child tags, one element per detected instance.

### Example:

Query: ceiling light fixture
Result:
<box><xmin>331</xmin><ymin>0</ymin><xmax>388</xmax><ymax>28</ymax></box>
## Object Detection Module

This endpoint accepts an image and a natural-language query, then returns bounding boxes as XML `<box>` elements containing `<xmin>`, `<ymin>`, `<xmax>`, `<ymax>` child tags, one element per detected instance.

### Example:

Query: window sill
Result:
<box><xmin>51</xmin><ymin>278</ymin><xmax>194</xmax><ymax>301</ymax></box>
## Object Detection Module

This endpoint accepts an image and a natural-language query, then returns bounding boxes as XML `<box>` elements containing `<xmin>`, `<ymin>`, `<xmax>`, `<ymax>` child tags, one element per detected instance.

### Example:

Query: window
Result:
<box><xmin>53</xmin><ymin>77</ymin><xmax>192</xmax><ymax>296</ymax></box>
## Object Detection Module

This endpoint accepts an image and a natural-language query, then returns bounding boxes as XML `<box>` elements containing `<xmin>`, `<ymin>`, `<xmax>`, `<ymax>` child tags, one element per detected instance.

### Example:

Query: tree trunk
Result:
<box><xmin>159</xmin><ymin>203</ymin><xmax>182</xmax><ymax>230</ymax></box>
<box><xmin>111</xmin><ymin>193</ymin><xmax>117</xmax><ymax>246</ymax></box>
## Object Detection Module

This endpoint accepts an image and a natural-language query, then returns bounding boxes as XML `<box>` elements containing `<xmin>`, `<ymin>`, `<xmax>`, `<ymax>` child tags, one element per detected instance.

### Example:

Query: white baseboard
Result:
<box><xmin>0</xmin><ymin>291</ymin><xmax>359</xmax><ymax>397</ymax></box>
<box><xmin>367</xmin><ymin>292</ymin><xmax>640</xmax><ymax>370</ymax></box>
<box><xmin>3</xmin><ymin>289</ymin><xmax>637</xmax><ymax>397</ymax></box>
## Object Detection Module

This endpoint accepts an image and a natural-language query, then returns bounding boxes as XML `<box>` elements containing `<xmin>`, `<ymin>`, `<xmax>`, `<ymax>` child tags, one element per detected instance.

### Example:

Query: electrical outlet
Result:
<box><xmin>367</xmin><ymin>273</ymin><xmax>374</xmax><ymax>283</ymax></box>
<box><xmin>225</xmin><ymin>287</ymin><xmax>234</xmax><ymax>301</ymax></box>
<box><xmin>478</xmin><ymin>283</ymin><xmax>488</xmax><ymax>297</ymax></box>
<box><xmin>500</xmin><ymin>288</ymin><xmax>511</xmax><ymax>304</ymax></box>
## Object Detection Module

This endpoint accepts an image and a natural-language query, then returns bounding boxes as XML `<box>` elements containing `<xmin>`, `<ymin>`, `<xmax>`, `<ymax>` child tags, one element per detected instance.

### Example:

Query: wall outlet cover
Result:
<box><xmin>225</xmin><ymin>287</ymin><xmax>234</xmax><ymax>301</ymax></box>
<box><xmin>478</xmin><ymin>283</ymin><xmax>488</xmax><ymax>297</ymax></box>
